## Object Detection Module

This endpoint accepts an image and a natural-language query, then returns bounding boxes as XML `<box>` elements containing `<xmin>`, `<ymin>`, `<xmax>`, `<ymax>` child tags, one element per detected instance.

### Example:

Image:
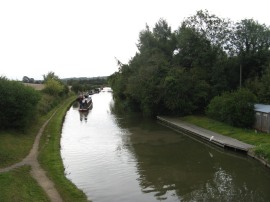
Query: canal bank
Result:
<box><xmin>157</xmin><ymin>116</ymin><xmax>270</xmax><ymax>169</ymax></box>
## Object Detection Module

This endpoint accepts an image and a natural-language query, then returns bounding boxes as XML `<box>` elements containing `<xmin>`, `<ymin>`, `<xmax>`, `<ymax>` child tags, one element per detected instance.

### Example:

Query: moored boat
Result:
<box><xmin>77</xmin><ymin>95</ymin><xmax>93</xmax><ymax>111</ymax></box>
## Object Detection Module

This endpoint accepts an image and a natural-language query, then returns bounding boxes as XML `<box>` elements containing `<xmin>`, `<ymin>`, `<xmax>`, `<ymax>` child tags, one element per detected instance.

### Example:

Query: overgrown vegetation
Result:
<box><xmin>0</xmin><ymin>77</ymin><xmax>41</xmax><ymax>130</ymax></box>
<box><xmin>0</xmin><ymin>72</ymin><xmax>88</xmax><ymax>201</ymax></box>
<box><xmin>0</xmin><ymin>72</ymin><xmax>70</xmax><ymax>130</ymax></box>
<box><xmin>0</xmin><ymin>73</ymin><xmax>68</xmax><ymax>168</ymax></box>
<box><xmin>42</xmin><ymin>71</ymin><xmax>70</xmax><ymax>98</ymax></box>
<box><xmin>109</xmin><ymin>10</ymin><xmax>270</xmax><ymax>128</ymax></box>
<box><xmin>206</xmin><ymin>89</ymin><xmax>257</xmax><ymax>128</ymax></box>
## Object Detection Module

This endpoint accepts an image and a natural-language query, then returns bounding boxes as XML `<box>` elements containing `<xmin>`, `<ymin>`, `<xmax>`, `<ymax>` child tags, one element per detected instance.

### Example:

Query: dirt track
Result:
<box><xmin>0</xmin><ymin>111</ymin><xmax>63</xmax><ymax>202</ymax></box>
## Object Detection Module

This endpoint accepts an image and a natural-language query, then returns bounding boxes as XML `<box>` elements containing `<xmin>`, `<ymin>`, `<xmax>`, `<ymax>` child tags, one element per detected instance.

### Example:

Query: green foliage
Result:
<box><xmin>257</xmin><ymin>67</ymin><xmax>270</xmax><ymax>104</ymax></box>
<box><xmin>69</xmin><ymin>78</ymin><xmax>107</xmax><ymax>93</ymax></box>
<box><xmin>37</xmin><ymin>94</ymin><xmax>61</xmax><ymax>115</ymax></box>
<box><xmin>43</xmin><ymin>71</ymin><xmax>60</xmax><ymax>83</ymax></box>
<box><xmin>0</xmin><ymin>78</ymin><xmax>41</xmax><ymax>130</ymax></box>
<box><xmin>232</xmin><ymin>19</ymin><xmax>270</xmax><ymax>82</ymax></box>
<box><xmin>183</xmin><ymin>10</ymin><xmax>232</xmax><ymax>51</ymax></box>
<box><xmin>206</xmin><ymin>89</ymin><xmax>257</xmax><ymax>128</ymax></box>
<box><xmin>43</xmin><ymin>79</ymin><xmax>64</xmax><ymax>96</ymax></box>
<box><xmin>173</xmin><ymin>25</ymin><xmax>217</xmax><ymax>70</ymax></box>
<box><xmin>42</xmin><ymin>72</ymin><xmax>69</xmax><ymax>97</ymax></box>
<box><xmin>163</xmin><ymin>67</ymin><xmax>210</xmax><ymax>115</ymax></box>
<box><xmin>109</xmin><ymin>10</ymin><xmax>270</xmax><ymax>124</ymax></box>
<box><xmin>254</xmin><ymin>143</ymin><xmax>270</xmax><ymax>161</ymax></box>
<box><xmin>245</xmin><ymin>66</ymin><xmax>270</xmax><ymax>104</ymax></box>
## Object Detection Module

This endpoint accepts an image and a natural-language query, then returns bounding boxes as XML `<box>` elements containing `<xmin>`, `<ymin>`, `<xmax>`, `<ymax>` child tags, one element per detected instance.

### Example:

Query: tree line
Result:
<box><xmin>0</xmin><ymin>72</ymin><xmax>70</xmax><ymax>130</ymax></box>
<box><xmin>109</xmin><ymin>10</ymin><xmax>270</xmax><ymax>128</ymax></box>
<box><xmin>66</xmin><ymin>77</ymin><xmax>108</xmax><ymax>93</ymax></box>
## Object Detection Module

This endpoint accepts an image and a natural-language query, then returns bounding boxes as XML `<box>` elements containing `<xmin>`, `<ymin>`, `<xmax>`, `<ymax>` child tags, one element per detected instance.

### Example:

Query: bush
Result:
<box><xmin>206</xmin><ymin>89</ymin><xmax>257</xmax><ymax>128</ymax></box>
<box><xmin>0</xmin><ymin>78</ymin><xmax>41</xmax><ymax>129</ymax></box>
<box><xmin>37</xmin><ymin>94</ymin><xmax>61</xmax><ymax>115</ymax></box>
<box><xmin>43</xmin><ymin>79</ymin><xmax>64</xmax><ymax>96</ymax></box>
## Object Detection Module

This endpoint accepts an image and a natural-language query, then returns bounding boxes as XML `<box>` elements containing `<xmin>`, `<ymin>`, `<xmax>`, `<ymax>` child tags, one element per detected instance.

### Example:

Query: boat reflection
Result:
<box><xmin>79</xmin><ymin>110</ymin><xmax>89</xmax><ymax>122</ymax></box>
<box><xmin>72</xmin><ymin>101</ymin><xmax>92</xmax><ymax>122</ymax></box>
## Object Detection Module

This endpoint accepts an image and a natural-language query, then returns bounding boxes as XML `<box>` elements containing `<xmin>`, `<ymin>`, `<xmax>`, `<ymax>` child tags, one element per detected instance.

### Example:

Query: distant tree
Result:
<box><xmin>23</xmin><ymin>76</ymin><xmax>30</xmax><ymax>83</ymax></box>
<box><xmin>43</xmin><ymin>71</ymin><xmax>60</xmax><ymax>83</ymax></box>
<box><xmin>29</xmin><ymin>78</ymin><xmax>35</xmax><ymax>83</ymax></box>
<box><xmin>43</xmin><ymin>79</ymin><xmax>64</xmax><ymax>96</ymax></box>
<box><xmin>42</xmin><ymin>72</ymin><xmax>68</xmax><ymax>96</ymax></box>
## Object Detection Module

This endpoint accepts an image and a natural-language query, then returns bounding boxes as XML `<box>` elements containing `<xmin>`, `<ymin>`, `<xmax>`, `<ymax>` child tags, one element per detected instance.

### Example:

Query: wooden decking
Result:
<box><xmin>157</xmin><ymin>116</ymin><xmax>254</xmax><ymax>153</ymax></box>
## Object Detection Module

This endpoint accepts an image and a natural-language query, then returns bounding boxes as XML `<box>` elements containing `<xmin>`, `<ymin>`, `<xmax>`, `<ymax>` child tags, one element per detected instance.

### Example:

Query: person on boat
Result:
<box><xmin>77</xmin><ymin>95</ymin><xmax>84</xmax><ymax>109</ymax></box>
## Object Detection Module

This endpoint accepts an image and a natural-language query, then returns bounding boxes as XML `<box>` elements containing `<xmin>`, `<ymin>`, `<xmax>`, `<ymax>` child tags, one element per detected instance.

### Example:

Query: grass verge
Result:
<box><xmin>0</xmin><ymin>107</ymin><xmax>56</xmax><ymax>168</ymax></box>
<box><xmin>181</xmin><ymin>115</ymin><xmax>270</xmax><ymax>163</ymax></box>
<box><xmin>0</xmin><ymin>166</ymin><xmax>50</xmax><ymax>202</ymax></box>
<box><xmin>38</xmin><ymin>96</ymin><xmax>89</xmax><ymax>202</ymax></box>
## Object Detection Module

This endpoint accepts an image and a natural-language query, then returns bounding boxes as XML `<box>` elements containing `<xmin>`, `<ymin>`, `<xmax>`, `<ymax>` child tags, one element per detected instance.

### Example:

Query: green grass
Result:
<box><xmin>181</xmin><ymin>115</ymin><xmax>270</xmax><ymax>162</ymax></box>
<box><xmin>0</xmin><ymin>108</ymin><xmax>55</xmax><ymax>168</ymax></box>
<box><xmin>0</xmin><ymin>166</ymin><xmax>50</xmax><ymax>202</ymax></box>
<box><xmin>0</xmin><ymin>95</ymin><xmax>89</xmax><ymax>201</ymax></box>
<box><xmin>38</xmin><ymin>96</ymin><xmax>89</xmax><ymax>202</ymax></box>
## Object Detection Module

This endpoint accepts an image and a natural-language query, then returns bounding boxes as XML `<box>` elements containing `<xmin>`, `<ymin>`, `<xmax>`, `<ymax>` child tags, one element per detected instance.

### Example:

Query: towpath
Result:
<box><xmin>0</xmin><ymin>110</ymin><xmax>63</xmax><ymax>202</ymax></box>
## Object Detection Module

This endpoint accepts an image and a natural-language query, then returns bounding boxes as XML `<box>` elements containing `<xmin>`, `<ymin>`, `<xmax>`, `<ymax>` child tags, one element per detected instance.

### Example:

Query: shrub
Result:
<box><xmin>0</xmin><ymin>78</ymin><xmax>41</xmax><ymax>129</ymax></box>
<box><xmin>206</xmin><ymin>89</ymin><xmax>257</xmax><ymax>128</ymax></box>
<box><xmin>43</xmin><ymin>79</ymin><xmax>64</xmax><ymax>96</ymax></box>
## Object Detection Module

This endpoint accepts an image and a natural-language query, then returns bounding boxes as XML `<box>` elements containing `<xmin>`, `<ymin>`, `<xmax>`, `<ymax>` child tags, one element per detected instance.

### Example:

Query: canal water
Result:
<box><xmin>61</xmin><ymin>89</ymin><xmax>270</xmax><ymax>202</ymax></box>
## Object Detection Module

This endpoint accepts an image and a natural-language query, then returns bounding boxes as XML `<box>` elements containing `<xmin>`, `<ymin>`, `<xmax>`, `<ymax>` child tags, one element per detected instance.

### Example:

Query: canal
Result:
<box><xmin>61</xmin><ymin>89</ymin><xmax>270</xmax><ymax>202</ymax></box>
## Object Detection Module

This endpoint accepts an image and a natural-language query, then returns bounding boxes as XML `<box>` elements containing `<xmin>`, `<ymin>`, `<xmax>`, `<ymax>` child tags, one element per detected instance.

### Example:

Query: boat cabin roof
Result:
<box><xmin>255</xmin><ymin>104</ymin><xmax>270</xmax><ymax>113</ymax></box>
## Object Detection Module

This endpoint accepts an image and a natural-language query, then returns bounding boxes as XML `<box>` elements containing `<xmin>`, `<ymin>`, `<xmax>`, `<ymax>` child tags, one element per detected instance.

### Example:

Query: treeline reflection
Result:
<box><xmin>111</xmin><ymin>109</ymin><xmax>270</xmax><ymax>201</ymax></box>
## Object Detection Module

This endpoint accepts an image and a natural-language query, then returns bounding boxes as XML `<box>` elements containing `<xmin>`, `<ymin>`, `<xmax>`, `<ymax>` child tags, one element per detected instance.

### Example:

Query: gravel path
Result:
<box><xmin>0</xmin><ymin>111</ymin><xmax>63</xmax><ymax>202</ymax></box>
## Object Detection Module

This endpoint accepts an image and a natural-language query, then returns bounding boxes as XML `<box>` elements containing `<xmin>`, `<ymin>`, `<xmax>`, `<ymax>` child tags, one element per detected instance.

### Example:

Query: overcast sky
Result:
<box><xmin>1</xmin><ymin>0</ymin><xmax>269</xmax><ymax>80</ymax></box>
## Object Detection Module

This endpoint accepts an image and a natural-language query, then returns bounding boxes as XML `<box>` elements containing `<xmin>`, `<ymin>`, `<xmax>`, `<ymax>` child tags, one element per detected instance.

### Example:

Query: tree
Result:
<box><xmin>173</xmin><ymin>25</ymin><xmax>216</xmax><ymax>70</ymax></box>
<box><xmin>42</xmin><ymin>72</ymin><xmax>68</xmax><ymax>96</ymax></box>
<box><xmin>247</xmin><ymin>66</ymin><xmax>270</xmax><ymax>104</ymax></box>
<box><xmin>0</xmin><ymin>78</ymin><xmax>41</xmax><ymax>129</ymax></box>
<box><xmin>43</xmin><ymin>79</ymin><xmax>65</xmax><ymax>96</ymax></box>
<box><xmin>182</xmin><ymin>10</ymin><xmax>232</xmax><ymax>52</ymax></box>
<box><xmin>163</xmin><ymin>67</ymin><xmax>210</xmax><ymax>115</ymax></box>
<box><xmin>22</xmin><ymin>76</ymin><xmax>30</xmax><ymax>83</ymax></box>
<box><xmin>43</xmin><ymin>71</ymin><xmax>60</xmax><ymax>83</ymax></box>
<box><xmin>231</xmin><ymin>19</ymin><xmax>270</xmax><ymax>81</ymax></box>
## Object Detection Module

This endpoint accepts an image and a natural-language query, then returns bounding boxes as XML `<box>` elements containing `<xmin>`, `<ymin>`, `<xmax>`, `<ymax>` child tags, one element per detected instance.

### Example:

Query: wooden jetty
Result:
<box><xmin>157</xmin><ymin>116</ymin><xmax>254</xmax><ymax>153</ymax></box>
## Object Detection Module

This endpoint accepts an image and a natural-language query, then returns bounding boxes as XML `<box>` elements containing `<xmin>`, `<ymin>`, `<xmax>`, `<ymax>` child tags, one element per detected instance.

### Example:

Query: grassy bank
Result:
<box><xmin>0</xmin><ymin>166</ymin><xmax>50</xmax><ymax>202</ymax></box>
<box><xmin>38</xmin><ymin>96</ymin><xmax>89</xmax><ymax>202</ymax></box>
<box><xmin>0</xmin><ymin>111</ymin><xmax>54</xmax><ymax>168</ymax></box>
<box><xmin>181</xmin><ymin>115</ymin><xmax>270</xmax><ymax>163</ymax></box>
<box><xmin>0</xmin><ymin>95</ymin><xmax>89</xmax><ymax>201</ymax></box>
<box><xmin>0</xmin><ymin>98</ymin><xmax>63</xmax><ymax>201</ymax></box>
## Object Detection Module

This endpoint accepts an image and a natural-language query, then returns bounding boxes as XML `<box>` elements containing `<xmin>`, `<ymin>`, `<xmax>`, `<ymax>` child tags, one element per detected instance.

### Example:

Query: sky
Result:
<box><xmin>1</xmin><ymin>0</ymin><xmax>270</xmax><ymax>80</ymax></box>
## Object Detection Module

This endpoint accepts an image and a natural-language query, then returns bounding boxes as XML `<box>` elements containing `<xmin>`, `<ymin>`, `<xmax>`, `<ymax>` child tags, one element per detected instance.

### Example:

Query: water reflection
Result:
<box><xmin>72</xmin><ymin>101</ymin><xmax>91</xmax><ymax>122</ymax></box>
<box><xmin>61</xmin><ymin>92</ymin><xmax>270</xmax><ymax>202</ymax></box>
<box><xmin>112</xmin><ymin>105</ymin><xmax>270</xmax><ymax>201</ymax></box>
